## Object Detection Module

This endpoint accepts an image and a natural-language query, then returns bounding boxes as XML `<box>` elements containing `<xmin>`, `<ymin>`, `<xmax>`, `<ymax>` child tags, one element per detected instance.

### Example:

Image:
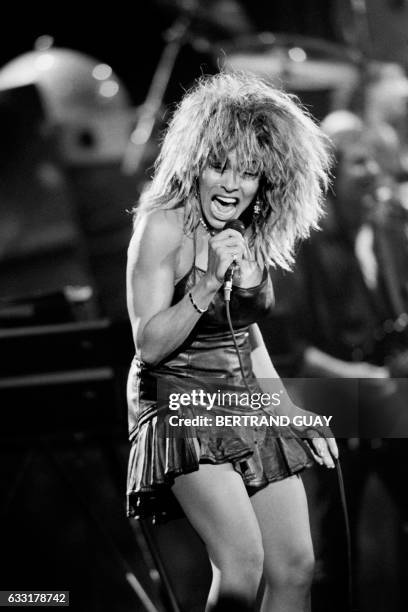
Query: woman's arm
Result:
<box><xmin>248</xmin><ymin>323</ymin><xmax>280</xmax><ymax>381</ymax></box>
<box><xmin>248</xmin><ymin>323</ymin><xmax>338</xmax><ymax>465</ymax></box>
<box><xmin>128</xmin><ymin>208</ymin><xmax>246</xmax><ymax>365</ymax></box>
<box><xmin>127</xmin><ymin>210</ymin><xmax>219</xmax><ymax>365</ymax></box>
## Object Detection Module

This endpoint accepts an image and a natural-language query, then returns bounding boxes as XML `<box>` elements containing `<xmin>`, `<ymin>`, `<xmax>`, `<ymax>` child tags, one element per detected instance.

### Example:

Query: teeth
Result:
<box><xmin>213</xmin><ymin>196</ymin><xmax>238</xmax><ymax>205</ymax></box>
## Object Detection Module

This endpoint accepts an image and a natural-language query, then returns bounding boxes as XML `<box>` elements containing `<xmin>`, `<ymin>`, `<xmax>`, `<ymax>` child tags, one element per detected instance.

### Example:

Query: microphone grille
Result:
<box><xmin>223</xmin><ymin>219</ymin><xmax>245</xmax><ymax>236</ymax></box>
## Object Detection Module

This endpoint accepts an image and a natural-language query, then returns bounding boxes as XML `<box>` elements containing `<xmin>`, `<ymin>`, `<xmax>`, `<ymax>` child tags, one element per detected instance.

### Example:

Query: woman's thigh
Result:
<box><xmin>250</xmin><ymin>475</ymin><xmax>314</xmax><ymax>577</ymax></box>
<box><xmin>171</xmin><ymin>462</ymin><xmax>263</xmax><ymax>566</ymax></box>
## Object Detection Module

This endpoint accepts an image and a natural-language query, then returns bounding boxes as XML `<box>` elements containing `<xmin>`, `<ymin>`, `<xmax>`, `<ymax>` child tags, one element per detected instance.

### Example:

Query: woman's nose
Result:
<box><xmin>220</xmin><ymin>168</ymin><xmax>239</xmax><ymax>192</ymax></box>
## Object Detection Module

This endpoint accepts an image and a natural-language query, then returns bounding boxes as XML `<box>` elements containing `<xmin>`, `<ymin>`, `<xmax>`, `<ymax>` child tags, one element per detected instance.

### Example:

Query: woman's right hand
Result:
<box><xmin>205</xmin><ymin>228</ymin><xmax>247</xmax><ymax>289</ymax></box>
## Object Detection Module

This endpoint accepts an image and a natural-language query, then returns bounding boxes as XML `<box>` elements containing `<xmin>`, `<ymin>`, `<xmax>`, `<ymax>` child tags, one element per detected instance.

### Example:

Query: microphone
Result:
<box><xmin>223</xmin><ymin>219</ymin><xmax>246</xmax><ymax>301</ymax></box>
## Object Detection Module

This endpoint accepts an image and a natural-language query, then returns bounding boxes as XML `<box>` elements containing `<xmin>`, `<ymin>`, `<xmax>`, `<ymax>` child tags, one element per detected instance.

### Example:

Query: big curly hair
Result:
<box><xmin>134</xmin><ymin>71</ymin><xmax>331</xmax><ymax>270</ymax></box>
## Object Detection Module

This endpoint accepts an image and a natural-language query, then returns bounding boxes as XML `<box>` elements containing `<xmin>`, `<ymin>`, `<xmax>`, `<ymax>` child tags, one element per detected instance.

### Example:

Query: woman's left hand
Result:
<box><xmin>232</xmin><ymin>242</ymin><xmax>264</xmax><ymax>288</ymax></box>
<box><xmin>308</xmin><ymin>437</ymin><xmax>339</xmax><ymax>469</ymax></box>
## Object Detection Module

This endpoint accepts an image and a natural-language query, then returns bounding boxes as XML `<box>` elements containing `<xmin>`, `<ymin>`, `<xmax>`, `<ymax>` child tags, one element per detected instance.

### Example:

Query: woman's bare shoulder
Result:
<box><xmin>128</xmin><ymin>208</ymin><xmax>185</xmax><ymax>262</ymax></box>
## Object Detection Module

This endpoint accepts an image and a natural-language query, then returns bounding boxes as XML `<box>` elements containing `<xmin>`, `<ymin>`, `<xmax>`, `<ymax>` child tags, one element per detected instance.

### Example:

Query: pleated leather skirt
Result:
<box><xmin>126</xmin><ymin>355</ymin><xmax>314</xmax><ymax>523</ymax></box>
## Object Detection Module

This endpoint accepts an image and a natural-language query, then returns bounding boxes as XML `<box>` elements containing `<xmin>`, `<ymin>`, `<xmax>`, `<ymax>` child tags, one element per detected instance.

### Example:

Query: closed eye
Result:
<box><xmin>207</xmin><ymin>158</ymin><xmax>259</xmax><ymax>178</ymax></box>
<box><xmin>208</xmin><ymin>161</ymin><xmax>223</xmax><ymax>172</ymax></box>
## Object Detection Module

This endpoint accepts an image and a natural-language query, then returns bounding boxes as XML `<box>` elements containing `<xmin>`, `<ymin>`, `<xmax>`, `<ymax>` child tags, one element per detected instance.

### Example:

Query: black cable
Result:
<box><xmin>335</xmin><ymin>457</ymin><xmax>355</xmax><ymax>612</ymax></box>
<box><xmin>225</xmin><ymin>299</ymin><xmax>251</xmax><ymax>394</ymax></box>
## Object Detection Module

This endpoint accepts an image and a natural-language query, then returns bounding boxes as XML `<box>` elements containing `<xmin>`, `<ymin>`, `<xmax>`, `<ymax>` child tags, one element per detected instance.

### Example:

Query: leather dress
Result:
<box><xmin>126</xmin><ymin>253</ymin><xmax>314</xmax><ymax>522</ymax></box>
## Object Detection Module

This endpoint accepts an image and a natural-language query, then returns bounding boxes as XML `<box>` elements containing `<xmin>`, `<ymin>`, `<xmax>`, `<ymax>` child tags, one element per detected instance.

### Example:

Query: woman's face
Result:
<box><xmin>198</xmin><ymin>150</ymin><xmax>260</xmax><ymax>230</ymax></box>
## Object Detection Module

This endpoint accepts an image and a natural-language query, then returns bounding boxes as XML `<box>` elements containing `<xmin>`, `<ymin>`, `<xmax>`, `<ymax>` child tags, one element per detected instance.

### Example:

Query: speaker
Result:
<box><xmin>0</xmin><ymin>317</ymin><xmax>163</xmax><ymax>612</ymax></box>
<box><xmin>0</xmin><ymin>84</ymin><xmax>95</xmax><ymax>301</ymax></box>
<box><xmin>0</xmin><ymin>318</ymin><xmax>133</xmax><ymax>437</ymax></box>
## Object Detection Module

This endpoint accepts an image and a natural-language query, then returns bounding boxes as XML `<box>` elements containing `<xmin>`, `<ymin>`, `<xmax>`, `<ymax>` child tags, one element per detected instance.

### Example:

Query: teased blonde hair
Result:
<box><xmin>134</xmin><ymin>71</ymin><xmax>331</xmax><ymax>270</ymax></box>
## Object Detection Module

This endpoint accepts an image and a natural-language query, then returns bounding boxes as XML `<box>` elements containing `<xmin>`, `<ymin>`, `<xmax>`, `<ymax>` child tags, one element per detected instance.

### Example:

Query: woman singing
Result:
<box><xmin>126</xmin><ymin>72</ymin><xmax>338</xmax><ymax>612</ymax></box>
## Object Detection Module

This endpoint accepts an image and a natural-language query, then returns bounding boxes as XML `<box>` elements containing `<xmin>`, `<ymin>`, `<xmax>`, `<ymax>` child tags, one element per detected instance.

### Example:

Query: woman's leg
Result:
<box><xmin>250</xmin><ymin>475</ymin><xmax>315</xmax><ymax>612</ymax></box>
<box><xmin>172</xmin><ymin>462</ymin><xmax>264</xmax><ymax>611</ymax></box>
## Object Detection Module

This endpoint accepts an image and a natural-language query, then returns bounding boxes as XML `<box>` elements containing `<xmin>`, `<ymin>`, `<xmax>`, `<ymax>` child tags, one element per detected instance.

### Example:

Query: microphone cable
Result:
<box><xmin>335</xmin><ymin>456</ymin><xmax>355</xmax><ymax>612</ymax></box>
<box><xmin>223</xmin><ymin>218</ymin><xmax>252</xmax><ymax>396</ymax></box>
<box><xmin>225</xmin><ymin>298</ymin><xmax>252</xmax><ymax>395</ymax></box>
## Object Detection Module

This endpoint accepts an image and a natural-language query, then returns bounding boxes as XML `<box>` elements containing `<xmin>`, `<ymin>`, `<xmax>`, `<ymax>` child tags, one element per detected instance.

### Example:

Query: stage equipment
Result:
<box><xmin>216</xmin><ymin>33</ymin><xmax>360</xmax><ymax>120</ymax></box>
<box><xmin>122</xmin><ymin>0</ymin><xmax>252</xmax><ymax>175</ymax></box>
<box><xmin>0</xmin><ymin>40</ymin><xmax>134</xmax><ymax>166</ymax></box>
<box><xmin>0</xmin><ymin>318</ymin><xmax>167</xmax><ymax>612</ymax></box>
<box><xmin>121</xmin><ymin>12</ymin><xmax>191</xmax><ymax>175</ymax></box>
<box><xmin>0</xmin><ymin>286</ymin><xmax>95</xmax><ymax>328</ymax></box>
<box><xmin>0</xmin><ymin>40</ymin><xmax>140</xmax><ymax>318</ymax></box>
<box><xmin>0</xmin><ymin>80</ymin><xmax>96</xmax><ymax>305</ymax></box>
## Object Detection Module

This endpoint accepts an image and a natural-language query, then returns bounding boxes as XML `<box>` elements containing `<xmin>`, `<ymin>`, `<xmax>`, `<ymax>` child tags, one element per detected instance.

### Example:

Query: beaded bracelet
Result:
<box><xmin>188</xmin><ymin>291</ymin><xmax>208</xmax><ymax>314</ymax></box>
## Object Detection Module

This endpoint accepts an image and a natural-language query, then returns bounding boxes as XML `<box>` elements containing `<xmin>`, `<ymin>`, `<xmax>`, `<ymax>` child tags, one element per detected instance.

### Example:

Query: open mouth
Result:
<box><xmin>210</xmin><ymin>195</ymin><xmax>239</xmax><ymax>220</ymax></box>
